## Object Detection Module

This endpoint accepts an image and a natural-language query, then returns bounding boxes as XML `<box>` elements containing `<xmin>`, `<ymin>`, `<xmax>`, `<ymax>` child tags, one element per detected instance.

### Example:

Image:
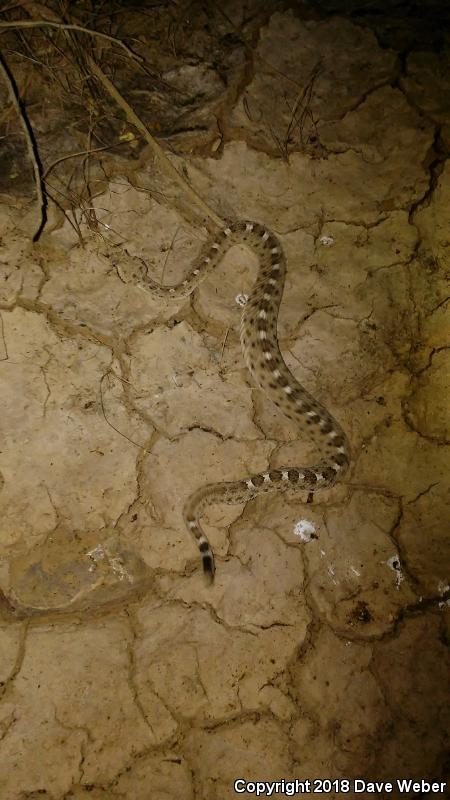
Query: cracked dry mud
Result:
<box><xmin>0</xmin><ymin>5</ymin><xmax>449</xmax><ymax>800</ymax></box>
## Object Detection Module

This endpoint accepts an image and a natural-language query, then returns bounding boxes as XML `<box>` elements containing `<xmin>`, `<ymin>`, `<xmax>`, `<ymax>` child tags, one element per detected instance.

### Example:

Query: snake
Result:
<box><xmin>119</xmin><ymin>220</ymin><xmax>350</xmax><ymax>580</ymax></box>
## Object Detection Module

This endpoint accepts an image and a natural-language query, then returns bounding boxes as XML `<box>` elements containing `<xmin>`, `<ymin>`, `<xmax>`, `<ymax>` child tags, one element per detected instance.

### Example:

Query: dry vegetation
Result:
<box><xmin>0</xmin><ymin>1</ymin><xmax>250</xmax><ymax>240</ymax></box>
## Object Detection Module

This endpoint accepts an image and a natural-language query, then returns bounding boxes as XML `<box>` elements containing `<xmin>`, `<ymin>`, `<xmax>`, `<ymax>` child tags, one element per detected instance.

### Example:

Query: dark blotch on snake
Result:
<box><xmin>269</xmin><ymin>470</ymin><xmax>282</xmax><ymax>482</ymax></box>
<box><xmin>303</xmin><ymin>469</ymin><xmax>317</xmax><ymax>483</ymax></box>
<box><xmin>202</xmin><ymin>555</ymin><xmax>214</xmax><ymax>575</ymax></box>
<box><xmin>251</xmin><ymin>475</ymin><xmax>264</xmax><ymax>487</ymax></box>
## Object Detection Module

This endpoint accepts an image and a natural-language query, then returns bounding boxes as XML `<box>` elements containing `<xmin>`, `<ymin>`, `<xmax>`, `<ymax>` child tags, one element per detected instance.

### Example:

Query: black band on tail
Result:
<box><xmin>202</xmin><ymin>554</ymin><xmax>215</xmax><ymax>580</ymax></box>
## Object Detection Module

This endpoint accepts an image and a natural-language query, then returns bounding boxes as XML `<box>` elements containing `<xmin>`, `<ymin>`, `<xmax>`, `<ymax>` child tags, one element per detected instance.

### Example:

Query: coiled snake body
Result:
<box><xmin>125</xmin><ymin>221</ymin><xmax>350</xmax><ymax>579</ymax></box>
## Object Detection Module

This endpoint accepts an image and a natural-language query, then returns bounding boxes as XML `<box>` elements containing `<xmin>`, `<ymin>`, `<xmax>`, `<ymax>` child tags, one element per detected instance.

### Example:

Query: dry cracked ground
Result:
<box><xmin>0</xmin><ymin>3</ymin><xmax>449</xmax><ymax>799</ymax></box>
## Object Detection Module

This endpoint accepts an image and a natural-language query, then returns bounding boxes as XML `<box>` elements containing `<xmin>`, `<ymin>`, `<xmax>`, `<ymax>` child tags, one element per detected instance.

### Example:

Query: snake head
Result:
<box><xmin>114</xmin><ymin>252</ymin><xmax>149</xmax><ymax>286</ymax></box>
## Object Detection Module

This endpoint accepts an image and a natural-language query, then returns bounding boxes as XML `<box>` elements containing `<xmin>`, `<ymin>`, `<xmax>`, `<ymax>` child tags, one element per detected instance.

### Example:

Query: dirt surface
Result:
<box><xmin>0</xmin><ymin>2</ymin><xmax>449</xmax><ymax>799</ymax></box>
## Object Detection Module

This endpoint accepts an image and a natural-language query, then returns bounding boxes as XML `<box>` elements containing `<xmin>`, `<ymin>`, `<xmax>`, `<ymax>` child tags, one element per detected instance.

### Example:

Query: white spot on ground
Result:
<box><xmin>293</xmin><ymin>519</ymin><xmax>316</xmax><ymax>542</ymax></box>
<box><xmin>437</xmin><ymin>582</ymin><xmax>450</xmax><ymax>609</ymax></box>
<box><xmin>387</xmin><ymin>554</ymin><xmax>404</xmax><ymax>589</ymax></box>
<box><xmin>319</xmin><ymin>235</ymin><xmax>335</xmax><ymax>247</ymax></box>
<box><xmin>108</xmin><ymin>555</ymin><xmax>131</xmax><ymax>582</ymax></box>
<box><xmin>86</xmin><ymin>543</ymin><xmax>105</xmax><ymax>570</ymax></box>
<box><xmin>86</xmin><ymin>542</ymin><xmax>133</xmax><ymax>582</ymax></box>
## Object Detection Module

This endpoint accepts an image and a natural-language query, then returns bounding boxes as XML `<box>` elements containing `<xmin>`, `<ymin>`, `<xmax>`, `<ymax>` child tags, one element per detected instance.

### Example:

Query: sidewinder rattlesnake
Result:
<box><xmin>119</xmin><ymin>220</ymin><xmax>350</xmax><ymax>580</ymax></box>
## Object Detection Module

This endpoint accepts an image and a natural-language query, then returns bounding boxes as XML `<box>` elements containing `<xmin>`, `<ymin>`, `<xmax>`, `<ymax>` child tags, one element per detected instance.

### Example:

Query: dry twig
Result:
<box><xmin>0</xmin><ymin>19</ymin><xmax>144</xmax><ymax>65</ymax></box>
<box><xmin>0</xmin><ymin>51</ymin><xmax>47</xmax><ymax>240</ymax></box>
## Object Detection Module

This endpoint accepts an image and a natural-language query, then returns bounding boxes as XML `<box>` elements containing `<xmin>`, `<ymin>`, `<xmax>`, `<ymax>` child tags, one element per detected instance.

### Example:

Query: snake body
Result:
<box><xmin>125</xmin><ymin>221</ymin><xmax>350</xmax><ymax>579</ymax></box>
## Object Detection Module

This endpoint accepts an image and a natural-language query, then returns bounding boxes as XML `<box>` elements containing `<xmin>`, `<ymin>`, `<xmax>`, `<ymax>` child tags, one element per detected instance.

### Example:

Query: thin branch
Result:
<box><xmin>100</xmin><ymin>372</ymin><xmax>147</xmax><ymax>451</ymax></box>
<box><xmin>160</xmin><ymin>224</ymin><xmax>181</xmax><ymax>284</ymax></box>
<box><xmin>0</xmin><ymin>19</ymin><xmax>144</xmax><ymax>66</ymax></box>
<box><xmin>0</xmin><ymin>52</ymin><xmax>47</xmax><ymax>241</ymax></box>
<box><xmin>42</xmin><ymin>142</ymin><xmax>128</xmax><ymax>180</ymax></box>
